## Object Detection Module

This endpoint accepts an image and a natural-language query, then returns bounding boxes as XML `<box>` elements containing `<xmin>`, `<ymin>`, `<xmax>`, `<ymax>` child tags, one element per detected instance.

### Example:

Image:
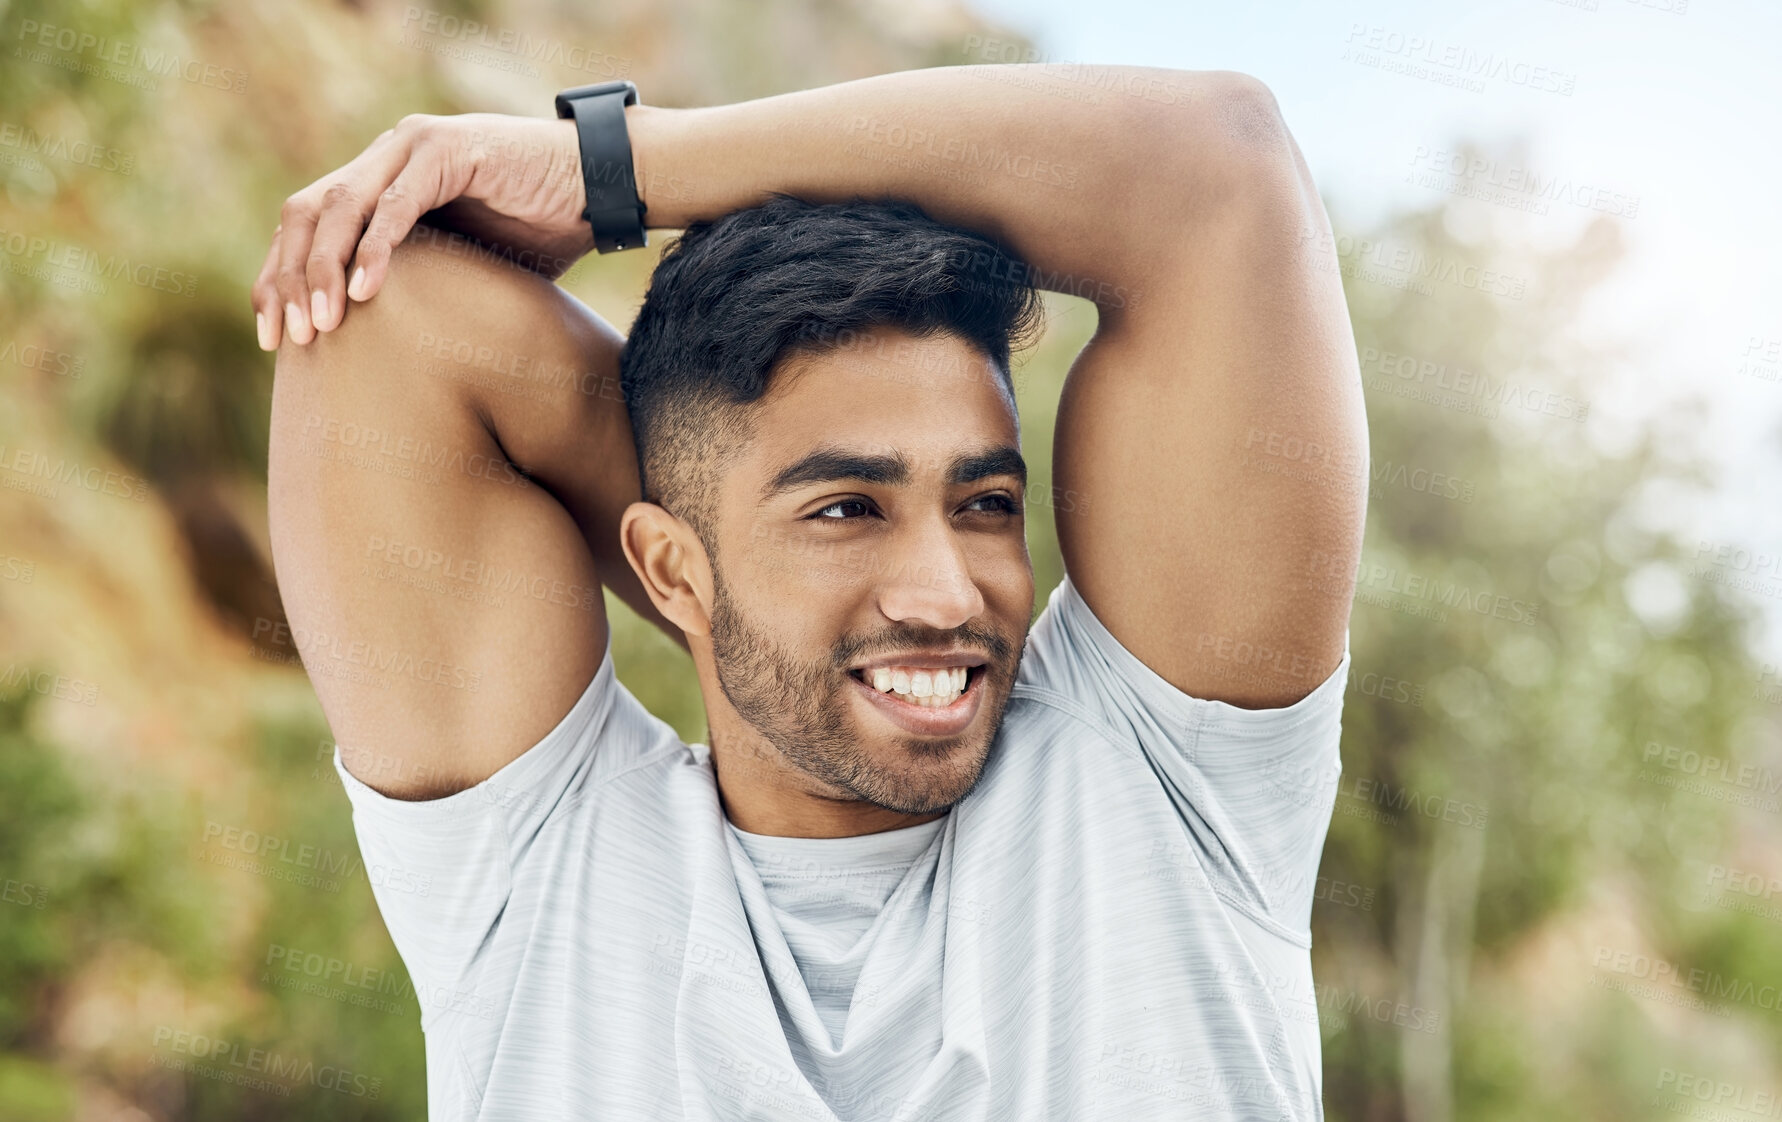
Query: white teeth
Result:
<box><xmin>860</xmin><ymin>665</ymin><xmax>970</xmax><ymax>706</ymax></box>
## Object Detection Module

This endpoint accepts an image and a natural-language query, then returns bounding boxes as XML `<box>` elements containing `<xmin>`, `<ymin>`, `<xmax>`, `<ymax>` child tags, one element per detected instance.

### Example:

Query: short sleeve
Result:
<box><xmin>332</xmin><ymin>633</ymin><xmax>628</xmax><ymax>1020</ymax></box>
<box><xmin>1015</xmin><ymin>572</ymin><xmax>1348</xmax><ymax>943</ymax></box>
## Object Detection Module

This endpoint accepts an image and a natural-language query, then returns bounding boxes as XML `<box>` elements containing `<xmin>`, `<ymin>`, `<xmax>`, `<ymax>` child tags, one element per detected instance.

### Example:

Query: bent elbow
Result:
<box><xmin>1198</xmin><ymin>71</ymin><xmax>1297</xmax><ymax>171</ymax></box>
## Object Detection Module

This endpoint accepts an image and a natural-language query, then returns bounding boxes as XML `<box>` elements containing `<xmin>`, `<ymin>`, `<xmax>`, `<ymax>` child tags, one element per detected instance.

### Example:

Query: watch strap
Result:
<box><xmin>553</xmin><ymin>81</ymin><xmax>647</xmax><ymax>253</ymax></box>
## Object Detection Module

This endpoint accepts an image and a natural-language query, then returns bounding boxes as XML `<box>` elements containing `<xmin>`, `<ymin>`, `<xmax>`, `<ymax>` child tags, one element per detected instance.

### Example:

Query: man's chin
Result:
<box><xmin>849</xmin><ymin>736</ymin><xmax>992</xmax><ymax>815</ymax></box>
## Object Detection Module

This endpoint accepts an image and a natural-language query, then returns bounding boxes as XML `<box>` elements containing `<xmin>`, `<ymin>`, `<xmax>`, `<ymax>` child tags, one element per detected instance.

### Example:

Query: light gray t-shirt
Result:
<box><xmin>728</xmin><ymin>816</ymin><xmax>948</xmax><ymax>1052</ymax></box>
<box><xmin>336</xmin><ymin>573</ymin><xmax>1349</xmax><ymax>1120</ymax></box>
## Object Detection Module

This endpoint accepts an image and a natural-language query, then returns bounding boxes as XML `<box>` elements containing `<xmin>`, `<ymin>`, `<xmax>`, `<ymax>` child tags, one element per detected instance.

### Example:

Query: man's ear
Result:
<box><xmin>619</xmin><ymin>501</ymin><xmax>715</xmax><ymax>639</ymax></box>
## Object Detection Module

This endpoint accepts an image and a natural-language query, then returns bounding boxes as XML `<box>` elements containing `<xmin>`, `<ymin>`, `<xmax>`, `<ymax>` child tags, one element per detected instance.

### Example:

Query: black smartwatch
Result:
<box><xmin>553</xmin><ymin>80</ymin><xmax>647</xmax><ymax>253</ymax></box>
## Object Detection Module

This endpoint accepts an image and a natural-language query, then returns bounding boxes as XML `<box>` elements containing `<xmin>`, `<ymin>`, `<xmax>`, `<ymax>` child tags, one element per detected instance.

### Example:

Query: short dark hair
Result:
<box><xmin>618</xmin><ymin>193</ymin><xmax>1044</xmax><ymax>547</ymax></box>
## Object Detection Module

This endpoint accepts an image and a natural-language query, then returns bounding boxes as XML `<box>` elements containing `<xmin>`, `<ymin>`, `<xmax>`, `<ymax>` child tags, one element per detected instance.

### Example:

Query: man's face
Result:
<box><xmin>708</xmin><ymin>327</ymin><xmax>1035</xmax><ymax>815</ymax></box>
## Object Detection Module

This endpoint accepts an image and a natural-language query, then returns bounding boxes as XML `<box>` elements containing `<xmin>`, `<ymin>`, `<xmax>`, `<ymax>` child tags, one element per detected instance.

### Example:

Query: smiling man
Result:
<box><xmin>260</xmin><ymin>62</ymin><xmax>1366</xmax><ymax>1120</ymax></box>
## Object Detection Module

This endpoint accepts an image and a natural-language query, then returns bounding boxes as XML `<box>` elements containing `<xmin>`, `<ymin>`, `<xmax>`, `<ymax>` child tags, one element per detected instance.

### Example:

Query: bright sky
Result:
<box><xmin>965</xmin><ymin>0</ymin><xmax>1782</xmax><ymax>661</ymax></box>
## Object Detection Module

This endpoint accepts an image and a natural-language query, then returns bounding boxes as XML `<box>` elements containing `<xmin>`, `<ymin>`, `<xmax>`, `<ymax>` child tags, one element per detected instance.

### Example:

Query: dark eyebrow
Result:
<box><xmin>758</xmin><ymin>444</ymin><xmax>1027</xmax><ymax>505</ymax></box>
<box><xmin>949</xmin><ymin>446</ymin><xmax>1027</xmax><ymax>489</ymax></box>
<box><xmin>760</xmin><ymin>447</ymin><xmax>910</xmax><ymax>504</ymax></box>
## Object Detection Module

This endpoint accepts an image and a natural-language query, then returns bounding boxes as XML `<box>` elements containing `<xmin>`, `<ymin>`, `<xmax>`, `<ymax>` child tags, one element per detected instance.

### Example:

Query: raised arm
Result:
<box><xmin>266</xmin><ymin>232</ymin><xmax>683</xmax><ymax>799</ymax></box>
<box><xmin>259</xmin><ymin>66</ymin><xmax>1362</xmax><ymax>804</ymax></box>
<box><xmin>623</xmin><ymin>67</ymin><xmax>1366</xmax><ymax>705</ymax></box>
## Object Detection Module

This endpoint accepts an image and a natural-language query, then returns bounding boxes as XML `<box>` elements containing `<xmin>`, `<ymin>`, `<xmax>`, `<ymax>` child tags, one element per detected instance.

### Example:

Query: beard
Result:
<box><xmin>707</xmin><ymin>561</ymin><xmax>1021</xmax><ymax>815</ymax></box>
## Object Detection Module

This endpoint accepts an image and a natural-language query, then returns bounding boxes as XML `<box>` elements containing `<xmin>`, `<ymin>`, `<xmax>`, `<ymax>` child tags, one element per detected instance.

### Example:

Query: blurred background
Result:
<box><xmin>1</xmin><ymin>0</ymin><xmax>1778</xmax><ymax>1118</ymax></box>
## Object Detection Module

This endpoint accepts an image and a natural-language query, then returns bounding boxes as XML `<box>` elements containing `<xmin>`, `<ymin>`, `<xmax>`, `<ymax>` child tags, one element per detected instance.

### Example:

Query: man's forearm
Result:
<box><xmin>623</xmin><ymin>65</ymin><xmax>1296</xmax><ymax>308</ymax></box>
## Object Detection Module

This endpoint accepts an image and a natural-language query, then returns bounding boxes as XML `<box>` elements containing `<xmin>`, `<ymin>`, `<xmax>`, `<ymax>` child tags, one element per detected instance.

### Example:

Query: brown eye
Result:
<box><xmin>812</xmin><ymin>499</ymin><xmax>874</xmax><ymax>520</ymax></box>
<box><xmin>966</xmin><ymin>494</ymin><xmax>1019</xmax><ymax>515</ymax></box>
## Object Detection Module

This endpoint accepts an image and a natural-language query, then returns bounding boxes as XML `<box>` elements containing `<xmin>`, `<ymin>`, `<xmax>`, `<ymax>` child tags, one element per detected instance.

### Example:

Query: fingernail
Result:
<box><xmin>285</xmin><ymin>301</ymin><xmax>308</xmax><ymax>340</ymax></box>
<box><xmin>255</xmin><ymin>312</ymin><xmax>271</xmax><ymax>351</ymax></box>
<box><xmin>348</xmin><ymin>266</ymin><xmax>367</xmax><ymax>301</ymax></box>
<box><xmin>311</xmin><ymin>289</ymin><xmax>329</xmax><ymax>330</ymax></box>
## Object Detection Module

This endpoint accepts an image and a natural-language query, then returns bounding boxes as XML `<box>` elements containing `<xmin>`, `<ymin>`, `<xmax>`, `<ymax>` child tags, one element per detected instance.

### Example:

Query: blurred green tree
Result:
<box><xmin>1310</xmin><ymin>170</ymin><xmax>1769</xmax><ymax>1122</ymax></box>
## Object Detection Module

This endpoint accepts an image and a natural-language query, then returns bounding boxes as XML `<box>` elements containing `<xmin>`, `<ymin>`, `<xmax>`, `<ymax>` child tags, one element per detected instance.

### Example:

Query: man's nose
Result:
<box><xmin>874</xmin><ymin>523</ymin><xmax>986</xmax><ymax>631</ymax></box>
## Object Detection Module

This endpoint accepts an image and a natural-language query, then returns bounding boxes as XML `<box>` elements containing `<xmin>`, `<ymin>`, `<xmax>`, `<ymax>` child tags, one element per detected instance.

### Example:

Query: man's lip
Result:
<box><xmin>846</xmin><ymin>662</ymin><xmax>986</xmax><ymax>736</ymax></box>
<box><xmin>847</xmin><ymin>651</ymin><xmax>991</xmax><ymax>672</ymax></box>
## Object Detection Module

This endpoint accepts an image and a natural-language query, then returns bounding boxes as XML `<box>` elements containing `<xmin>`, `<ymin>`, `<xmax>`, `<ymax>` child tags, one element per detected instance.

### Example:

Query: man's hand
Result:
<box><xmin>251</xmin><ymin>113</ymin><xmax>596</xmax><ymax>351</ymax></box>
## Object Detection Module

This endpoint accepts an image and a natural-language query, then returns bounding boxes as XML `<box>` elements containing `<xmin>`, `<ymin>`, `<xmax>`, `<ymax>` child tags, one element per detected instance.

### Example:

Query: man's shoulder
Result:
<box><xmin>456</xmin><ymin>653</ymin><xmax>707</xmax><ymax>832</ymax></box>
<box><xmin>1006</xmin><ymin>571</ymin><xmax>1160</xmax><ymax>743</ymax></box>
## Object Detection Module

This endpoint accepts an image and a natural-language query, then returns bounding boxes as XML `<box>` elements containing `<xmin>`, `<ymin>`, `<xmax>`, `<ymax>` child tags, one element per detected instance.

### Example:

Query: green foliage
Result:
<box><xmin>0</xmin><ymin>688</ymin><xmax>84</xmax><ymax>1049</ymax></box>
<box><xmin>0</xmin><ymin>680</ymin><xmax>224</xmax><ymax>1122</ymax></box>
<box><xmin>1310</xmin><ymin>187</ymin><xmax>1768</xmax><ymax>1119</ymax></box>
<box><xmin>3</xmin><ymin>1</ymin><xmax>1775</xmax><ymax>1118</ymax></box>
